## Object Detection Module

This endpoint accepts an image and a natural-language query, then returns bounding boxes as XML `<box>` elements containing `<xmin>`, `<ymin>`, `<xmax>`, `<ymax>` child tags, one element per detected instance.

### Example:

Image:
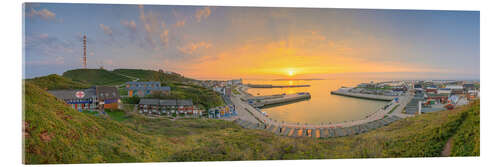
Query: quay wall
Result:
<box><xmin>331</xmin><ymin>90</ymin><xmax>394</xmax><ymax>101</ymax></box>
<box><xmin>253</xmin><ymin>93</ymin><xmax>311</xmax><ymax>108</ymax></box>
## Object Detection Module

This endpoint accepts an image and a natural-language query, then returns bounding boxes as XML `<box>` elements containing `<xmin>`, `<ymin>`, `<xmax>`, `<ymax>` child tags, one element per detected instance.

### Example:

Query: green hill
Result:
<box><xmin>25</xmin><ymin>74</ymin><xmax>90</xmax><ymax>90</ymax></box>
<box><xmin>23</xmin><ymin>82</ymin><xmax>479</xmax><ymax>164</ymax></box>
<box><xmin>113</xmin><ymin>69</ymin><xmax>194</xmax><ymax>83</ymax></box>
<box><xmin>23</xmin><ymin>82</ymin><xmax>169</xmax><ymax>164</ymax></box>
<box><xmin>62</xmin><ymin>69</ymin><xmax>132</xmax><ymax>86</ymax></box>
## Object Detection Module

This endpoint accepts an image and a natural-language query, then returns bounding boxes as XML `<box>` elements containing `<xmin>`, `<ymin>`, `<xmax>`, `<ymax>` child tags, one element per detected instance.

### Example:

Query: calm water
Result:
<box><xmin>245</xmin><ymin>79</ymin><xmax>388</xmax><ymax>124</ymax></box>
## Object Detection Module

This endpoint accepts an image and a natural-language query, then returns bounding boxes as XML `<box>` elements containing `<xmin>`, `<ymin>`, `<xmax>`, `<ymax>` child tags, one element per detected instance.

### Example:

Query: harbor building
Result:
<box><xmin>126</xmin><ymin>81</ymin><xmax>171</xmax><ymax>97</ymax></box>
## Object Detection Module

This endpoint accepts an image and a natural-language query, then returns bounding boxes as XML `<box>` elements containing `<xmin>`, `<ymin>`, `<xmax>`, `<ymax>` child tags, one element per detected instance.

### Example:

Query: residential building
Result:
<box><xmin>137</xmin><ymin>99</ymin><xmax>202</xmax><ymax>116</ymax></box>
<box><xmin>126</xmin><ymin>81</ymin><xmax>171</xmax><ymax>97</ymax></box>
<box><xmin>437</xmin><ymin>88</ymin><xmax>452</xmax><ymax>94</ymax></box>
<box><xmin>48</xmin><ymin>86</ymin><xmax>120</xmax><ymax>111</ymax></box>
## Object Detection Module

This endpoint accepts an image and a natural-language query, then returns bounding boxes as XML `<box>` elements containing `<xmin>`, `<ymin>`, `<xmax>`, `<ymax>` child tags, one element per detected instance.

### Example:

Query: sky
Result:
<box><xmin>24</xmin><ymin>3</ymin><xmax>480</xmax><ymax>80</ymax></box>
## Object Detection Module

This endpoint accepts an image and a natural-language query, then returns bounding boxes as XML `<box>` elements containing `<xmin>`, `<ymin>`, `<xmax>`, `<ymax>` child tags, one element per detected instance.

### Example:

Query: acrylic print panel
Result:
<box><xmin>23</xmin><ymin>2</ymin><xmax>479</xmax><ymax>164</ymax></box>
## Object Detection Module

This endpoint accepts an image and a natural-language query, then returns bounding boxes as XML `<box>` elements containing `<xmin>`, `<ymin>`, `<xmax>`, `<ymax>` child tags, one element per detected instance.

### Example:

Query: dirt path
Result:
<box><xmin>441</xmin><ymin>138</ymin><xmax>453</xmax><ymax>156</ymax></box>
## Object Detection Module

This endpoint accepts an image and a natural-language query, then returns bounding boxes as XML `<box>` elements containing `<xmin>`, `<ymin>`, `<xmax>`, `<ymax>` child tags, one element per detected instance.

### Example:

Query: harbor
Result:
<box><xmin>230</xmin><ymin>81</ymin><xmax>414</xmax><ymax>138</ymax></box>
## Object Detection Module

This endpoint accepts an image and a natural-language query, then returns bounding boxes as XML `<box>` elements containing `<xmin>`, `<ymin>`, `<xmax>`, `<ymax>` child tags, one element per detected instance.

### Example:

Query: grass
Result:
<box><xmin>24</xmin><ymin>82</ymin><xmax>169</xmax><ymax>164</ymax></box>
<box><xmin>62</xmin><ymin>69</ymin><xmax>132</xmax><ymax>86</ymax></box>
<box><xmin>113</xmin><ymin>69</ymin><xmax>193</xmax><ymax>83</ymax></box>
<box><xmin>25</xmin><ymin>74</ymin><xmax>90</xmax><ymax>90</ymax></box>
<box><xmin>147</xmin><ymin>82</ymin><xmax>225</xmax><ymax>110</ymax></box>
<box><xmin>105</xmin><ymin>109</ymin><xmax>129</xmax><ymax>122</ymax></box>
<box><xmin>23</xmin><ymin>81</ymin><xmax>479</xmax><ymax>164</ymax></box>
<box><xmin>450</xmin><ymin>100</ymin><xmax>480</xmax><ymax>156</ymax></box>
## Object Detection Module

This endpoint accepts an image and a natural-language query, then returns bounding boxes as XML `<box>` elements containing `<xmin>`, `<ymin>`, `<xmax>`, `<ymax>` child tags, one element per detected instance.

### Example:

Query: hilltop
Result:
<box><xmin>61</xmin><ymin>68</ymin><xmax>196</xmax><ymax>86</ymax></box>
<box><xmin>23</xmin><ymin>82</ymin><xmax>479</xmax><ymax>164</ymax></box>
<box><xmin>113</xmin><ymin>69</ymin><xmax>194</xmax><ymax>83</ymax></box>
<box><xmin>25</xmin><ymin>74</ymin><xmax>91</xmax><ymax>90</ymax></box>
<box><xmin>62</xmin><ymin>69</ymin><xmax>132</xmax><ymax>86</ymax></box>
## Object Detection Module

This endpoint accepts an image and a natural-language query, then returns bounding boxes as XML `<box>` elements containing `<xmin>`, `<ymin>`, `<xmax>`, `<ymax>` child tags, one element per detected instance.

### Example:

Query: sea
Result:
<box><xmin>244</xmin><ymin>79</ymin><xmax>389</xmax><ymax>124</ymax></box>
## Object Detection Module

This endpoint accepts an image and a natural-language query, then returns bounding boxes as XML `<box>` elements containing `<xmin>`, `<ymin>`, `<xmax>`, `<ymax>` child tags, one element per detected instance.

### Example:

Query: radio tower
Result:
<box><xmin>83</xmin><ymin>34</ymin><xmax>87</xmax><ymax>69</ymax></box>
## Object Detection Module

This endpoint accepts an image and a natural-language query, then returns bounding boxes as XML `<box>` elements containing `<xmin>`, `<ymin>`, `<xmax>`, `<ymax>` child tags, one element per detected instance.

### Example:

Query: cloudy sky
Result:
<box><xmin>24</xmin><ymin>3</ymin><xmax>479</xmax><ymax>80</ymax></box>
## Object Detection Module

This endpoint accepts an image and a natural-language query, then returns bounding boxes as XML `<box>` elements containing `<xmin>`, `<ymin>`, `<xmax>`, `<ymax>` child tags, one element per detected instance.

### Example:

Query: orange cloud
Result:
<box><xmin>99</xmin><ymin>24</ymin><xmax>113</xmax><ymax>36</ymax></box>
<box><xmin>195</xmin><ymin>7</ymin><xmax>211</xmax><ymax>22</ymax></box>
<box><xmin>177</xmin><ymin>41</ymin><xmax>212</xmax><ymax>55</ymax></box>
<box><xmin>176</xmin><ymin>20</ymin><xmax>185</xmax><ymax>27</ymax></box>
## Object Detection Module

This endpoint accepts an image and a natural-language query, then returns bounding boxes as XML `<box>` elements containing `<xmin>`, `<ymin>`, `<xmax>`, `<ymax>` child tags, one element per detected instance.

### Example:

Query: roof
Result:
<box><xmin>96</xmin><ymin>86</ymin><xmax>119</xmax><ymax>100</ymax></box>
<box><xmin>126</xmin><ymin>81</ymin><xmax>161</xmax><ymax>85</ymax></box>
<box><xmin>139</xmin><ymin>99</ymin><xmax>160</xmax><ymax>105</ymax></box>
<box><xmin>177</xmin><ymin>99</ymin><xmax>193</xmax><ymax>106</ymax></box>
<box><xmin>48</xmin><ymin>88</ymin><xmax>96</xmax><ymax>100</ymax></box>
<box><xmin>463</xmin><ymin>84</ymin><xmax>475</xmax><ymax>88</ymax></box>
<box><xmin>428</xmin><ymin>93</ymin><xmax>450</xmax><ymax>97</ymax></box>
<box><xmin>160</xmin><ymin>99</ymin><xmax>176</xmax><ymax>105</ymax></box>
<box><xmin>127</xmin><ymin>86</ymin><xmax>171</xmax><ymax>91</ymax></box>
<box><xmin>139</xmin><ymin>98</ymin><xmax>193</xmax><ymax>106</ymax></box>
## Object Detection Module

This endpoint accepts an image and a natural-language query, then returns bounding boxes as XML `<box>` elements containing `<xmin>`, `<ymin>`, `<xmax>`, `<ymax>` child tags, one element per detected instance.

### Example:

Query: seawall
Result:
<box><xmin>331</xmin><ymin>89</ymin><xmax>395</xmax><ymax>101</ymax></box>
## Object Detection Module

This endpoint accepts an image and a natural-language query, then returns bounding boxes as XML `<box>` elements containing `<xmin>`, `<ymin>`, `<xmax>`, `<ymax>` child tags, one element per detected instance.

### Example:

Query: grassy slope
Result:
<box><xmin>23</xmin><ymin>83</ymin><xmax>170</xmax><ymax>164</ymax></box>
<box><xmin>160</xmin><ymin>82</ymin><xmax>225</xmax><ymax>109</ymax></box>
<box><xmin>24</xmin><ymin>82</ymin><xmax>479</xmax><ymax>164</ymax></box>
<box><xmin>25</xmin><ymin>74</ymin><xmax>90</xmax><ymax>90</ymax></box>
<box><xmin>450</xmin><ymin>100</ymin><xmax>480</xmax><ymax>156</ymax></box>
<box><xmin>62</xmin><ymin>69</ymin><xmax>131</xmax><ymax>86</ymax></box>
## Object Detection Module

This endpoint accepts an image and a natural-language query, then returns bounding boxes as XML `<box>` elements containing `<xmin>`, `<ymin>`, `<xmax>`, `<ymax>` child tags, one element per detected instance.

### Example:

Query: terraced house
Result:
<box><xmin>126</xmin><ymin>81</ymin><xmax>171</xmax><ymax>97</ymax></box>
<box><xmin>137</xmin><ymin>99</ymin><xmax>203</xmax><ymax>117</ymax></box>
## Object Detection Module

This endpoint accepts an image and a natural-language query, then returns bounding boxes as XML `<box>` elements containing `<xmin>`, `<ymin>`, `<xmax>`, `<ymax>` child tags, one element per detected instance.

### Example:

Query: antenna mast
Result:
<box><xmin>83</xmin><ymin>34</ymin><xmax>87</xmax><ymax>69</ymax></box>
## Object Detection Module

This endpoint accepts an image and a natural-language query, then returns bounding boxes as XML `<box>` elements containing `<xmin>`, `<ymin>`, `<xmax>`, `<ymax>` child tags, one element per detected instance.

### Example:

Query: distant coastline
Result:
<box><xmin>272</xmin><ymin>78</ymin><xmax>324</xmax><ymax>81</ymax></box>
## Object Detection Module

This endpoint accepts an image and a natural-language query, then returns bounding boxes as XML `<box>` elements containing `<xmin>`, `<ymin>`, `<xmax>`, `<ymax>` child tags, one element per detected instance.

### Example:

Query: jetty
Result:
<box><xmin>249</xmin><ymin>92</ymin><xmax>311</xmax><ymax>108</ymax></box>
<box><xmin>331</xmin><ymin>88</ymin><xmax>395</xmax><ymax>101</ymax></box>
<box><xmin>247</xmin><ymin>84</ymin><xmax>310</xmax><ymax>88</ymax></box>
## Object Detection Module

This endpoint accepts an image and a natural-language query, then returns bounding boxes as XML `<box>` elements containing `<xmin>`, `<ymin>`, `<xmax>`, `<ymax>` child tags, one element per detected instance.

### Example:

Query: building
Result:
<box><xmin>137</xmin><ymin>99</ymin><xmax>202</xmax><ymax>116</ymax></box>
<box><xmin>228</xmin><ymin>79</ymin><xmax>243</xmax><ymax>85</ymax></box>
<box><xmin>426</xmin><ymin>93</ymin><xmax>449</xmax><ymax>104</ymax></box>
<box><xmin>463</xmin><ymin>83</ymin><xmax>475</xmax><ymax>91</ymax></box>
<box><xmin>96</xmin><ymin>86</ymin><xmax>120</xmax><ymax>109</ymax></box>
<box><xmin>48</xmin><ymin>88</ymin><xmax>97</xmax><ymax>111</ymax></box>
<box><xmin>126</xmin><ymin>81</ymin><xmax>171</xmax><ymax>97</ymax></box>
<box><xmin>437</xmin><ymin>88</ymin><xmax>452</xmax><ymax>94</ymax></box>
<box><xmin>445</xmin><ymin>85</ymin><xmax>464</xmax><ymax>90</ymax></box>
<box><xmin>48</xmin><ymin>86</ymin><xmax>120</xmax><ymax>111</ymax></box>
<box><xmin>224</xmin><ymin>87</ymin><xmax>232</xmax><ymax>97</ymax></box>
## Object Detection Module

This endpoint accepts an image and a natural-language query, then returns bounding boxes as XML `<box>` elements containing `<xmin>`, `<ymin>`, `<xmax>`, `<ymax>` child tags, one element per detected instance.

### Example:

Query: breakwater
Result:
<box><xmin>331</xmin><ymin>89</ymin><xmax>395</xmax><ymax>101</ymax></box>
<box><xmin>247</xmin><ymin>84</ymin><xmax>310</xmax><ymax>88</ymax></box>
<box><xmin>249</xmin><ymin>92</ymin><xmax>311</xmax><ymax>108</ymax></box>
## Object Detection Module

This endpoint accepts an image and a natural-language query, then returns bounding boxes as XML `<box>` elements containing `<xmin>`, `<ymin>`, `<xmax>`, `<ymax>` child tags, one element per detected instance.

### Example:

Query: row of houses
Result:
<box><xmin>48</xmin><ymin>86</ymin><xmax>120</xmax><ymax>111</ymax></box>
<box><xmin>405</xmin><ymin>81</ymin><xmax>479</xmax><ymax>114</ymax></box>
<box><xmin>200</xmin><ymin>79</ymin><xmax>242</xmax><ymax>89</ymax></box>
<box><xmin>207</xmin><ymin>105</ymin><xmax>237</xmax><ymax>118</ymax></box>
<box><xmin>125</xmin><ymin>81</ymin><xmax>171</xmax><ymax>97</ymax></box>
<box><xmin>137</xmin><ymin>98</ymin><xmax>203</xmax><ymax>116</ymax></box>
